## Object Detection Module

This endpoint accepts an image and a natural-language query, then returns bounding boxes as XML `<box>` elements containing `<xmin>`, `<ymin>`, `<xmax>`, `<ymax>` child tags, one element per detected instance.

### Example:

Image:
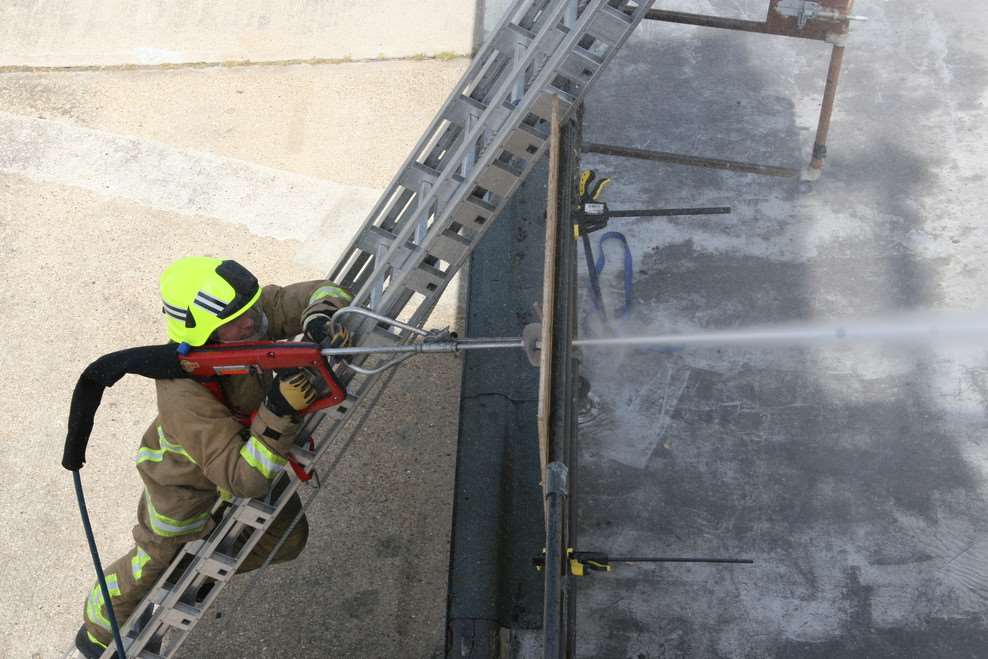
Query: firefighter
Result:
<box><xmin>75</xmin><ymin>256</ymin><xmax>352</xmax><ymax>657</ymax></box>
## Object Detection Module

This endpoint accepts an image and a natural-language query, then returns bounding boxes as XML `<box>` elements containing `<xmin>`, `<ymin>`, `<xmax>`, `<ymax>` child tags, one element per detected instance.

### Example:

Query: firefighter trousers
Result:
<box><xmin>82</xmin><ymin>489</ymin><xmax>308</xmax><ymax>649</ymax></box>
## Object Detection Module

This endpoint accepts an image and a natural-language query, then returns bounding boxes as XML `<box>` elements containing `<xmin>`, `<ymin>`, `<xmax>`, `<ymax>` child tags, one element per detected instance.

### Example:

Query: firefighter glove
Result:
<box><xmin>265</xmin><ymin>368</ymin><xmax>318</xmax><ymax>417</ymax></box>
<box><xmin>302</xmin><ymin>284</ymin><xmax>353</xmax><ymax>343</ymax></box>
<box><xmin>302</xmin><ymin>310</ymin><xmax>333</xmax><ymax>344</ymax></box>
<box><xmin>304</xmin><ymin>313</ymin><xmax>353</xmax><ymax>350</ymax></box>
<box><xmin>327</xmin><ymin>324</ymin><xmax>352</xmax><ymax>349</ymax></box>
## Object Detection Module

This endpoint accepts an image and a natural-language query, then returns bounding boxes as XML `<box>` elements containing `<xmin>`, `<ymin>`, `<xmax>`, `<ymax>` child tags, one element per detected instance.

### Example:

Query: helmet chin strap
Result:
<box><xmin>241</xmin><ymin>309</ymin><xmax>269</xmax><ymax>342</ymax></box>
<box><xmin>207</xmin><ymin>308</ymin><xmax>270</xmax><ymax>344</ymax></box>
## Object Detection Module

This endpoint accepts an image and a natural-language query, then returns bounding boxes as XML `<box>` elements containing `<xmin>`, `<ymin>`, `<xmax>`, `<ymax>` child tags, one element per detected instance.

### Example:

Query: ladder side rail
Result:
<box><xmin>517</xmin><ymin>0</ymin><xmax>558</xmax><ymax>31</ymax></box>
<box><xmin>398</xmin><ymin>1</ymin><xmax>655</xmax><ymax>327</ymax></box>
<box><xmin>329</xmin><ymin>2</ymin><xmax>570</xmax><ymax>294</ymax></box>
<box><xmin>103</xmin><ymin>412</ymin><xmax>333</xmax><ymax>657</ymax></box>
<box><xmin>369</xmin><ymin>7</ymin><xmax>608</xmax><ymax>317</ymax></box>
<box><xmin>144</xmin><ymin>345</ymin><xmax>428</xmax><ymax>649</ymax></box>
<box><xmin>110</xmin><ymin>393</ymin><xmax>360</xmax><ymax>657</ymax></box>
<box><xmin>329</xmin><ymin>55</ymin><xmax>505</xmax><ymax>292</ymax></box>
<box><xmin>328</xmin><ymin>0</ymin><xmax>533</xmax><ymax>285</ymax></box>
<box><xmin>377</xmin><ymin>0</ymin><xmax>653</xmax><ymax>322</ymax></box>
<box><xmin>349</xmin><ymin>0</ymin><xmax>577</xmax><ymax>315</ymax></box>
<box><xmin>343</xmin><ymin>3</ymin><xmax>575</xmax><ymax>305</ymax></box>
<box><xmin>331</xmin><ymin>46</ymin><xmax>524</xmax><ymax>294</ymax></box>
<box><xmin>106</xmin><ymin>479</ymin><xmax>303</xmax><ymax>657</ymax></box>
<box><xmin>101</xmin><ymin>535</ymin><xmax>208</xmax><ymax>658</ymax></box>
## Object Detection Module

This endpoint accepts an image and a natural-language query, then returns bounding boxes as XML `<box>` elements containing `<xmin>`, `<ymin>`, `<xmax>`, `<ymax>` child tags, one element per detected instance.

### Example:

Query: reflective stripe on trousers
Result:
<box><xmin>85</xmin><ymin>580</ymin><xmax>113</xmax><ymax>632</ymax></box>
<box><xmin>131</xmin><ymin>547</ymin><xmax>151</xmax><ymax>581</ymax></box>
<box><xmin>144</xmin><ymin>491</ymin><xmax>210</xmax><ymax>538</ymax></box>
<box><xmin>136</xmin><ymin>426</ymin><xmax>198</xmax><ymax>465</ymax></box>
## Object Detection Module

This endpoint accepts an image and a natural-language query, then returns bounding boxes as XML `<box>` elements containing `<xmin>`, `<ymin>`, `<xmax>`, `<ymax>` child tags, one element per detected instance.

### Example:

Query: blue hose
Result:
<box><xmin>593</xmin><ymin>231</ymin><xmax>634</xmax><ymax>324</ymax></box>
<box><xmin>588</xmin><ymin>231</ymin><xmax>680</xmax><ymax>353</ymax></box>
<box><xmin>73</xmin><ymin>470</ymin><xmax>127</xmax><ymax>658</ymax></box>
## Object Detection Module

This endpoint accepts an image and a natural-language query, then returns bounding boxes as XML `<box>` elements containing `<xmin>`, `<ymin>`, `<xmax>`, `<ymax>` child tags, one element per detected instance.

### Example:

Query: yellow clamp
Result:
<box><xmin>568</xmin><ymin>549</ymin><xmax>612</xmax><ymax>576</ymax></box>
<box><xmin>534</xmin><ymin>548</ymin><xmax>613</xmax><ymax>576</ymax></box>
<box><xmin>578</xmin><ymin>169</ymin><xmax>612</xmax><ymax>202</ymax></box>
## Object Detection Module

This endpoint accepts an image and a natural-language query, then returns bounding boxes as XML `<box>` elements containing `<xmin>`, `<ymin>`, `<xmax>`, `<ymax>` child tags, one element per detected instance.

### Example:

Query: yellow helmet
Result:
<box><xmin>159</xmin><ymin>257</ymin><xmax>262</xmax><ymax>346</ymax></box>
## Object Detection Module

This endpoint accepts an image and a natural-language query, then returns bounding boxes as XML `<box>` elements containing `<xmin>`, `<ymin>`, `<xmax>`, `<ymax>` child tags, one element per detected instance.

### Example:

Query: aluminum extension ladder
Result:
<box><xmin>98</xmin><ymin>1</ymin><xmax>655</xmax><ymax>656</ymax></box>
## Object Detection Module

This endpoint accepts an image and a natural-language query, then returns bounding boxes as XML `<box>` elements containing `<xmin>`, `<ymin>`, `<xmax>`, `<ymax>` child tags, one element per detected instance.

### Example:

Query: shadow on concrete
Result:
<box><xmin>473</xmin><ymin>0</ymin><xmax>488</xmax><ymax>55</ymax></box>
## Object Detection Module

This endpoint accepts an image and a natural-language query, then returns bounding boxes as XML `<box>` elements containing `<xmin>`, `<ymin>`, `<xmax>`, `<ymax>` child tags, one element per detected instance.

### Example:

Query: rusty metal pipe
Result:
<box><xmin>583</xmin><ymin>142</ymin><xmax>799</xmax><ymax>178</ymax></box>
<box><xmin>644</xmin><ymin>9</ymin><xmax>773</xmax><ymax>34</ymax></box>
<box><xmin>806</xmin><ymin>43</ymin><xmax>846</xmax><ymax>179</ymax></box>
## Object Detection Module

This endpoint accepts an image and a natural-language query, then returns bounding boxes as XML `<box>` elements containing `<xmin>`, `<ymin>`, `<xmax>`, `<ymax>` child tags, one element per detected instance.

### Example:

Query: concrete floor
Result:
<box><xmin>575</xmin><ymin>2</ymin><xmax>988</xmax><ymax>658</ymax></box>
<box><xmin>0</xmin><ymin>56</ymin><xmax>469</xmax><ymax>658</ymax></box>
<box><xmin>7</xmin><ymin>1</ymin><xmax>988</xmax><ymax>657</ymax></box>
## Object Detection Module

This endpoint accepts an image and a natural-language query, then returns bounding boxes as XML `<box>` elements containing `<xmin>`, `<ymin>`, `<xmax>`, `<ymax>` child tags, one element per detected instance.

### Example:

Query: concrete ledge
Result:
<box><xmin>0</xmin><ymin>1</ymin><xmax>477</xmax><ymax>67</ymax></box>
<box><xmin>445</xmin><ymin>158</ymin><xmax>549</xmax><ymax>656</ymax></box>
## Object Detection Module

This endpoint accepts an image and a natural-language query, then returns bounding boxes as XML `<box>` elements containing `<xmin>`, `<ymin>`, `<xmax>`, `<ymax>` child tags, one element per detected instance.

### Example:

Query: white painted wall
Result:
<box><xmin>0</xmin><ymin>0</ymin><xmax>478</xmax><ymax>67</ymax></box>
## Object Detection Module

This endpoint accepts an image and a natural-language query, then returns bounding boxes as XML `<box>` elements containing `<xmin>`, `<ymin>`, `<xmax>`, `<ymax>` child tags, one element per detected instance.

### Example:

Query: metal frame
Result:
<box><xmin>586</xmin><ymin>0</ymin><xmax>859</xmax><ymax>181</ymax></box>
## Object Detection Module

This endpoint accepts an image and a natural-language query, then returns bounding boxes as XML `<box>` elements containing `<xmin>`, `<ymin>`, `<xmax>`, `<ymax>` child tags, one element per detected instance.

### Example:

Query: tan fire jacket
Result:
<box><xmin>134</xmin><ymin>280</ymin><xmax>352</xmax><ymax>541</ymax></box>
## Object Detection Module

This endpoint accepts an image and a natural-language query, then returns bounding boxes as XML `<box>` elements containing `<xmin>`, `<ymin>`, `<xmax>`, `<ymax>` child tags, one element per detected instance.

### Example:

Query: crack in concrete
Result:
<box><xmin>0</xmin><ymin>53</ymin><xmax>470</xmax><ymax>76</ymax></box>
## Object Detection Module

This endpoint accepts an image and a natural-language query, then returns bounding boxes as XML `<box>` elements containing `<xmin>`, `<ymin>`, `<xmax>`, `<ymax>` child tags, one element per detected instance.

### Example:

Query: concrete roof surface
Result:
<box><xmin>574</xmin><ymin>3</ymin><xmax>988</xmax><ymax>657</ymax></box>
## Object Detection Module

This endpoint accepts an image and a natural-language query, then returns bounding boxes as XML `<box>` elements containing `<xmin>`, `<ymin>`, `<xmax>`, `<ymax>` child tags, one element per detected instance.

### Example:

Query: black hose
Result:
<box><xmin>73</xmin><ymin>470</ymin><xmax>127</xmax><ymax>658</ymax></box>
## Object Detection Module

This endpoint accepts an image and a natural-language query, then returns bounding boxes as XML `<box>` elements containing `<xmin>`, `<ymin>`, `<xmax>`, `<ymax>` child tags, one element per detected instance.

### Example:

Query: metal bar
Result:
<box><xmin>644</xmin><ymin>7</ymin><xmax>848</xmax><ymax>42</ymax></box>
<box><xmin>583</xmin><ymin>142</ymin><xmax>799</xmax><ymax>178</ymax></box>
<box><xmin>558</xmin><ymin>112</ymin><xmax>581</xmax><ymax>658</ymax></box>
<box><xmin>644</xmin><ymin>9</ymin><xmax>773</xmax><ymax>34</ymax></box>
<box><xmin>805</xmin><ymin>44</ymin><xmax>846</xmax><ymax>180</ymax></box>
<box><xmin>542</xmin><ymin>462</ymin><xmax>568</xmax><ymax>659</ymax></box>
<box><xmin>319</xmin><ymin>339</ymin><xmax>522</xmax><ymax>358</ymax></box>
<box><xmin>606</xmin><ymin>206</ymin><xmax>731</xmax><ymax>218</ymax></box>
<box><xmin>332</xmin><ymin>306</ymin><xmax>432</xmax><ymax>337</ymax></box>
<box><xmin>609</xmin><ymin>557</ymin><xmax>754</xmax><ymax>564</ymax></box>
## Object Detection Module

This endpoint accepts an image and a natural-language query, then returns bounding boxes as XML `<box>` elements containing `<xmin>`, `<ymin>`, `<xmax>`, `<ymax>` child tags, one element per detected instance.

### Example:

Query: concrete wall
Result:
<box><xmin>0</xmin><ymin>0</ymin><xmax>478</xmax><ymax>67</ymax></box>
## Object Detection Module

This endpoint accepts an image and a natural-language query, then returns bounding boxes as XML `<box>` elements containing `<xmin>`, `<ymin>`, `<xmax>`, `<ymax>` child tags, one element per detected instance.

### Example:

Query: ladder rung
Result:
<box><xmin>489</xmin><ymin>24</ymin><xmax>536</xmax><ymax>76</ymax></box>
<box><xmin>319</xmin><ymin>393</ymin><xmax>359</xmax><ymax>421</ymax></box>
<box><xmin>158</xmin><ymin>601</ymin><xmax>202</xmax><ymax>631</ymax></box>
<box><xmin>290</xmin><ymin>444</ymin><xmax>315</xmax><ymax>465</ymax></box>
<box><xmin>445</xmin><ymin>94</ymin><xmax>486</xmax><ymax>128</ymax></box>
<box><xmin>404</xmin><ymin>262</ymin><xmax>447</xmax><ymax>296</ymax></box>
<box><xmin>528</xmin><ymin>91</ymin><xmax>572</xmax><ymax>122</ymax></box>
<box><xmin>398</xmin><ymin>162</ymin><xmax>441</xmax><ymax>194</ymax></box>
<box><xmin>198</xmin><ymin>553</ymin><xmax>238</xmax><ymax>581</ymax></box>
<box><xmin>232</xmin><ymin>499</ymin><xmax>275</xmax><ymax>529</ymax></box>
<box><xmin>586</xmin><ymin>4</ymin><xmax>633</xmax><ymax>45</ymax></box>
<box><xmin>354</xmin><ymin>225</ymin><xmax>396</xmax><ymax>255</ymax></box>
<box><xmin>559</xmin><ymin>48</ymin><xmax>603</xmax><ymax>84</ymax></box>
<box><xmin>450</xmin><ymin>195</ymin><xmax>496</xmax><ymax>232</ymax></box>
<box><xmin>502</xmin><ymin>125</ymin><xmax>547</xmax><ymax>162</ymax></box>
<box><xmin>429</xmin><ymin>229</ymin><xmax>473</xmax><ymax>265</ymax></box>
<box><xmin>354</xmin><ymin>227</ymin><xmax>415</xmax><ymax>275</ymax></box>
<box><xmin>542</xmin><ymin>83</ymin><xmax>578</xmax><ymax>109</ymax></box>
<box><xmin>504</xmin><ymin>21</ymin><xmax>536</xmax><ymax>45</ymax></box>
<box><xmin>446</xmin><ymin>95</ymin><xmax>515</xmax><ymax>138</ymax></box>
<box><xmin>476</xmin><ymin>161</ymin><xmax>521</xmax><ymax>197</ymax></box>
